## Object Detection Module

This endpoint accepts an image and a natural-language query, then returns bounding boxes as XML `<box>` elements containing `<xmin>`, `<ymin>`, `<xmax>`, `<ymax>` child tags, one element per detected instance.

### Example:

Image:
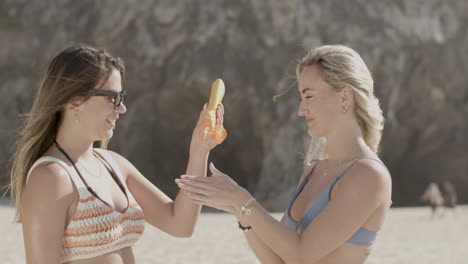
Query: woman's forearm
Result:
<box><xmin>243</xmin><ymin>229</ymin><xmax>286</xmax><ymax>264</ymax></box>
<box><xmin>235</xmin><ymin>200</ymin><xmax>302</xmax><ymax>264</ymax></box>
<box><xmin>172</xmin><ymin>147</ymin><xmax>209</xmax><ymax>236</ymax></box>
<box><xmin>235</xmin><ymin>209</ymin><xmax>285</xmax><ymax>263</ymax></box>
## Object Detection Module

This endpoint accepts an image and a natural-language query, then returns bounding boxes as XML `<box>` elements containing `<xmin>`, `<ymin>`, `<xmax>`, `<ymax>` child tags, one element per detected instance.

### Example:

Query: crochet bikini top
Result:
<box><xmin>27</xmin><ymin>148</ymin><xmax>145</xmax><ymax>263</ymax></box>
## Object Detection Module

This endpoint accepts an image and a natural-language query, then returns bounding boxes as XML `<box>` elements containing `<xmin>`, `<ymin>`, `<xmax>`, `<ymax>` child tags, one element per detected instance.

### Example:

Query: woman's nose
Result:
<box><xmin>117</xmin><ymin>103</ymin><xmax>127</xmax><ymax>114</ymax></box>
<box><xmin>298</xmin><ymin>101</ymin><xmax>305</xmax><ymax>116</ymax></box>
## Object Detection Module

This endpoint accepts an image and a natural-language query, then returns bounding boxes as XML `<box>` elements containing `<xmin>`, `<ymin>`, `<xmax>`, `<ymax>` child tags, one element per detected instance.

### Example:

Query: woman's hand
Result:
<box><xmin>189</xmin><ymin>104</ymin><xmax>224</xmax><ymax>153</ymax></box>
<box><xmin>176</xmin><ymin>163</ymin><xmax>252</xmax><ymax>214</ymax></box>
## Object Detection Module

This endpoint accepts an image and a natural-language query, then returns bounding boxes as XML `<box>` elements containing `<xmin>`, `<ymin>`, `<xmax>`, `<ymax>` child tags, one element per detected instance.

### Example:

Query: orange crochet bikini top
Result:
<box><xmin>27</xmin><ymin>148</ymin><xmax>145</xmax><ymax>263</ymax></box>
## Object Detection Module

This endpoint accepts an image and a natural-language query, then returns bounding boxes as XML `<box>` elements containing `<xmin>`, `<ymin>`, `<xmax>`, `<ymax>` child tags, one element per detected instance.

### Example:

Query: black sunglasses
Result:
<box><xmin>88</xmin><ymin>89</ymin><xmax>127</xmax><ymax>109</ymax></box>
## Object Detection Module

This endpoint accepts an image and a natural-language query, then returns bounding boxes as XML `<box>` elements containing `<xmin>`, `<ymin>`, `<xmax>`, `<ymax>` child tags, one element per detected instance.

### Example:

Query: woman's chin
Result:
<box><xmin>106</xmin><ymin>131</ymin><xmax>114</xmax><ymax>139</ymax></box>
<box><xmin>98</xmin><ymin>130</ymin><xmax>114</xmax><ymax>141</ymax></box>
<box><xmin>307</xmin><ymin>127</ymin><xmax>322</xmax><ymax>138</ymax></box>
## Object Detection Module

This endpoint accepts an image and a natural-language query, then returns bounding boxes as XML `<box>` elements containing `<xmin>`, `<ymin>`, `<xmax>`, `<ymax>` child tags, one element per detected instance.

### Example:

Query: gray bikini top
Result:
<box><xmin>284</xmin><ymin>158</ymin><xmax>388</xmax><ymax>245</ymax></box>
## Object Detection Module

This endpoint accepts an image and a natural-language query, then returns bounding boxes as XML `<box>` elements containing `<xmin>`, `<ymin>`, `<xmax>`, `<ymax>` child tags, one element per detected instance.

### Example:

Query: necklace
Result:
<box><xmin>54</xmin><ymin>140</ymin><xmax>116</xmax><ymax>208</ymax></box>
<box><xmin>77</xmin><ymin>155</ymin><xmax>103</xmax><ymax>178</ymax></box>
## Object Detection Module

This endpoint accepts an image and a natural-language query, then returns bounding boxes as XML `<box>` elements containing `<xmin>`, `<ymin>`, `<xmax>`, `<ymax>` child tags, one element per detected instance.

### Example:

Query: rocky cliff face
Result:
<box><xmin>1</xmin><ymin>0</ymin><xmax>467</xmax><ymax>209</ymax></box>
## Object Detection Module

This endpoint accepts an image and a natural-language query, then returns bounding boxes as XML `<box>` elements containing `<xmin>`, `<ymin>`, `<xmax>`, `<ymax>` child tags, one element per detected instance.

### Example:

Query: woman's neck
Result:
<box><xmin>325</xmin><ymin>122</ymin><xmax>374</xmax><ymax>162</ymax></box>
<box><xmin>55</xmin><ymin>126</ymin><xmax>95</xmax><ymax>162</ymax></box>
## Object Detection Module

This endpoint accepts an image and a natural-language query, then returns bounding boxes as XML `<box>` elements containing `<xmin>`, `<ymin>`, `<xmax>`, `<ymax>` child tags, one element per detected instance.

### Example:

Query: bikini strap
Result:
<box><xmin>299</xmin><ymin>161</ymin><xmax>320</xmax><ymax>188</ymax></box>
<box><xmin>288</xmin><ymin>161</ymin><xmax>320</xmax><ymax>207</ymax></box>
<box><xmin>337</xmin><ymin>157</ymin><xmax>388</xmax><ymax>180</ymax></box>
<box><xmin>330</xmin><ymin>157</ymin><xmax>389</xmax><ymax>190</ymax></box>
<box><xmin>93</xmin><ymin>148</ymin><xmax>128</xmax><ymax>188</ymax></box>
<box><xmin>27</xmin><ymin>156</ymin><xmax>87</xmax><ymax>191</ymax></box>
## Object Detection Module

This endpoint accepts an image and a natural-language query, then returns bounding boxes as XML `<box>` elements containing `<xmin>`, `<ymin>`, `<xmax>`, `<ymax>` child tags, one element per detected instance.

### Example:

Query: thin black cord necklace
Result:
<box><xmin>53</xmin><ymin>140</ymin><xmax>114</xmax><ymax>207</ymax></box>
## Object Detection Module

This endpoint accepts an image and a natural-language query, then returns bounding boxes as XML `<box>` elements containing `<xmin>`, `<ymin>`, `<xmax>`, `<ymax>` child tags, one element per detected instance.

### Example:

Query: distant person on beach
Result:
<box><xmin>8</xmin><ymin>44</ymin><xmax>224</xmax><ymax>263</ymax></box>
<box><xmin>177</xmin><ymin>45</ymin><xmax>392</xmax><ymax>263</ymax></box>
<box><xmin>442</xmin><ymin>181</ymin><xmax>458</xmax><ymax>209</ymax></box>
<box><xmin>420</xmin><ymin>182</ymin><xmax>444</xmax><ymax>218</ymax></box>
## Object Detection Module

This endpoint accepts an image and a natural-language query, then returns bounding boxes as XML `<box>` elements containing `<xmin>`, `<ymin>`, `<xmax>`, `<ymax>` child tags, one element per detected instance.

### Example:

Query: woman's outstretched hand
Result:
<box><xmin>176</xmin><ymin>163</ymin><xmax>252</xmax><ymax>215</ymax></box>
<box><xmin>190</xmin><ymin>104</ymin><xmax>224</xmax><ymax>153</ymax></box>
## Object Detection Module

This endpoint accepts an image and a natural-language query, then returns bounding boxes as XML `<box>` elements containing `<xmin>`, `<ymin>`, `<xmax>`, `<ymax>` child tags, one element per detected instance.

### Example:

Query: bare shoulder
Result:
<box><xmin>344</xmin><ymin>158</ymin><xmax>392</xmax><ymax>196</ymax></box>
<box><xmin>352</xmin><ymin>158</ymin><xmax>391</xmax><ymax>180</ymax></box>
<box><xmin>24</xmin><ymin>163</ymin><xmax>75</xmax><ymax>208</ymax></box>
<box><xmin>27</xmin><ymin>163</ymin><xmax>74</xmax><ymax>194</ymax></box>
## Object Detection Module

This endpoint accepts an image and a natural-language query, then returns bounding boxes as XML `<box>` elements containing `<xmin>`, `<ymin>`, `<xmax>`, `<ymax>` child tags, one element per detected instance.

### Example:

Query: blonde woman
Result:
<box><xmin>9</xmin><ymin>44</ymin><xmax>223</xmax><ymax>263</ymax></box>
<box><xmin>177</xmin><ymin>45</ymin><xmax>392</xmax><ymax>264</ymax></box>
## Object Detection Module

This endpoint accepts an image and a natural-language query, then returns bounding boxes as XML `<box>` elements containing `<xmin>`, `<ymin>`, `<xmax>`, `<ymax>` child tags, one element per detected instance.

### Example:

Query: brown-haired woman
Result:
<box><xmin>9</xmin><ymin>44</ymin><xmax>223</xmax><ymax>263</ymax></box>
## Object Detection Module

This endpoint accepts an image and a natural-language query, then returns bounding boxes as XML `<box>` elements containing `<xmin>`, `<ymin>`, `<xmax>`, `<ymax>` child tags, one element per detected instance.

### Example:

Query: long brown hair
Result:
<box><xmin>9</xmin><ymin>44</ymin><xmax>125</xmax><ymax>221</ymax></box>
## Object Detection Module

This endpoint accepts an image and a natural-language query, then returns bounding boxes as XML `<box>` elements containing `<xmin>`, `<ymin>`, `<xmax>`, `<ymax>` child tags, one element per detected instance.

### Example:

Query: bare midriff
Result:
<box><xmin>65</xmin><ymin>247</ymin><xmax>135</xmax><ymax>264</ymax></box>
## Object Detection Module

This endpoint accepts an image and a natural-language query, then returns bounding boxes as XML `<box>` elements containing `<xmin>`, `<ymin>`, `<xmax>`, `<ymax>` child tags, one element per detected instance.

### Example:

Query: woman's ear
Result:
<box><xmin>67</xmin><ymin>96</ymin><xmax>86</xmax><ymax>111</ymax></box>
<box><xmin>341</xmin><ymin>86</ymin><xmax>354</xmax><ymax>105</ymax></box>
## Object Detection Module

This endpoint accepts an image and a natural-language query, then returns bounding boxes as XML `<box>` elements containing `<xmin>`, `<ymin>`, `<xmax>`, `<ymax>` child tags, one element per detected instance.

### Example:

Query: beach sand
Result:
<box><xmin>1</xmin><ymin>199</ymin><xmax>467</xmax><ymax>264</ymax></box>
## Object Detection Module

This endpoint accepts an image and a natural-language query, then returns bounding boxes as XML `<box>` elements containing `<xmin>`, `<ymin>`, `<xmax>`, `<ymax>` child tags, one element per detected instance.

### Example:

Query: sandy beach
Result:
<box><xmin>1</xmin><ymin>198</ymin><xmax>467</xmax><ymax>264</ymax></box>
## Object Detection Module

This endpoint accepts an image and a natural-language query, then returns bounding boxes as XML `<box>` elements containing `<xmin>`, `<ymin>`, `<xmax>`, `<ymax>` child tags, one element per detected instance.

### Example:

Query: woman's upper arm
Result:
<box><xmin>21</xmin><ymin>164</ymin><xmax>74</xmax><ymax>264</ymax></box>
<box><xmin>299</xmin><ymin>160</ymin><xmax>391</xmax><ymax>263</ymax></box>
<box><xmin>106</xmin><ymin>151</ymin><xmax>175</xmax><ymax>228</ymax></box>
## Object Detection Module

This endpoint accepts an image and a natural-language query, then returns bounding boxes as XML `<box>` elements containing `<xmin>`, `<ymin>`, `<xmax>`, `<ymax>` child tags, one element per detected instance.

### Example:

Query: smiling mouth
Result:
<box><xmin>106</xmin><ymin>119</ymin><xmax>116</xmax><ymax>126</ymax></box>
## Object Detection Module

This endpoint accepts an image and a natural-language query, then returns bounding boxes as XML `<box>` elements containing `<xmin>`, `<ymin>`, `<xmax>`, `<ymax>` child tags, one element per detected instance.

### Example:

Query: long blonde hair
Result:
<box><xmin>9</xmin><ymin>44</ymin><xmax>124</xmax><ymax>221</ymax></box>
<box><xmin>297</xmin><ymin>45</ymin><xmax>384</xmax><ymax>165</ymax></box>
